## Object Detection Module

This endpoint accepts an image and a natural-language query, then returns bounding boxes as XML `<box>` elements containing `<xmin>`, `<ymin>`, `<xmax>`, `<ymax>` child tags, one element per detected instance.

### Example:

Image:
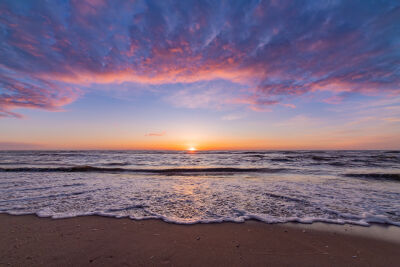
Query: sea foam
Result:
<box><xmin>0</xmin><ymin>150</ymin><xmax>399</xmax><ymax>226</ymax></box>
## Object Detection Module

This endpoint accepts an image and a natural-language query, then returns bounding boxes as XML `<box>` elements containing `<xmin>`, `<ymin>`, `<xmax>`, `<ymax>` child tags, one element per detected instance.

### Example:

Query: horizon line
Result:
<box><xmin>1</xmin><ymin>149</ymin><xmax>398</xmax><ymax>152</ymax></box>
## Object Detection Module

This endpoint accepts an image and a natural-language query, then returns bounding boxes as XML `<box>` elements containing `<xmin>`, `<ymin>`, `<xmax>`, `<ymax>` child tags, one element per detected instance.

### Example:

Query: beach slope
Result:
<box><xmin>0</xmin><ymin>214</ymin><xmax>399</xmax><ymax>266</ymax></box>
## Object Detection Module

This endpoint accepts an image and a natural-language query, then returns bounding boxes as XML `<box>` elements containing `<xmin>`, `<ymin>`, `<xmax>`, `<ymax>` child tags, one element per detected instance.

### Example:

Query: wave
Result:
<box><xmin>384</xmin><ymin>151</ymin><xmax>400</xmax><ymax>154</ymax></box>
<box><xmin>269</xmin><ymin>157</ymin><xmax>292</xmax><ymax>162</ymax></box>
<box><xmin>0</xmin><ymin>166</ymin><xmax>288</xmax><ymax>174</ymax></box>
<box><xmin>311</xmin><ymin>156</ymin><xmax>335</xmax><ymax>161</ymax></box>
<box><xmin>102</xmin><ymin>162</ymin><xmax>131</xmax><ymax>166</ymax></box>
<box><xmin>105</xmin><ymin>205</ymin><xmax>146</xmax><ymax>212</ymax></box>
<box><xmin>344</xmin><ymin>173</ymin><xmax>400</xmax><ymax>181</ymax></box>
<box><xmin>2</xmin><ymin>210</ymin><xmax>399</xmax><ymax>227</ymax></box>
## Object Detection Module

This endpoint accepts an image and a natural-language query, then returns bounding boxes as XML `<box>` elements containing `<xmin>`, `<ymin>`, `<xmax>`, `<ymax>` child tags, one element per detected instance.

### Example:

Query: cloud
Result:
<box><xmin>281</xmin><ymin>103</ymin><xmax>296</xmax><ymax>109</ymax></box>
<box><xmin>229</xmin><ymin>95</ymin><xmax>278</xmax><ymax>112</ymax></box>
<box><xmin>221</xmin><ymin>114</ymin><xmax>245</xmax><ymax>121</ymax></box>
<box><xmin>323</xmin><ymin>95</ymin><xmax>345</xmax><ymax>105</ymax></box>
<box><xmin>0</xmin><ymin>141</ymin><xmax>43</xmax><ymax>150</ymax></box>
<box><xmin>164</xmin><ymin>80</ymin><xmax>246</xmax><ymax>110</ymax></box>
<box><xmin>145</xmin><ymin>131</ymin><xmax>166</xmax><ymax>137</ymax></box>
<box><xmin>0</xmin><ymin>66</ymin><xmax>80</xmax><ymax>118</ymax></box>
<box><xmin>383</xmin><ymin>117</ymin><xmax>400</xmax><ymax>123</ymax></box>
<box><xmin>1</xmin><ymin>0</ymin><xmax>399</xmax><ymax>117</ymax></box>
<box><xmin>276</xmin><ymin>115</ymin><xmax>319</xmax><ymax>127</ymax></box>
<box><xmin>166</xmin><ymin>86</ymin><xmax>228</xmax><ymax>110</ymax></box>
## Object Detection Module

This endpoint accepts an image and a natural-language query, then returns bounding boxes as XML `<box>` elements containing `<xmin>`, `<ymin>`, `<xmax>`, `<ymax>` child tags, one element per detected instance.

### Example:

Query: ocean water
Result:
<box><xmin>0</xmin><ymin>150</ymin><xmax>399</xmax><ymax>226</ymax></box>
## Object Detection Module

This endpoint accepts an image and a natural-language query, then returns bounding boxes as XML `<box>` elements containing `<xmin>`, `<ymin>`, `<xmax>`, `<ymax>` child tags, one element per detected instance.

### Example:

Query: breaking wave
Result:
<box><xmin>344</xmin><ymin>173</ymin><xmax>400</xmax><ymax>181</ymax></box>
<box><xmin>0</xmin><ymin>166</ymin><xmax>288</xmax><ymax>174</ymax></box>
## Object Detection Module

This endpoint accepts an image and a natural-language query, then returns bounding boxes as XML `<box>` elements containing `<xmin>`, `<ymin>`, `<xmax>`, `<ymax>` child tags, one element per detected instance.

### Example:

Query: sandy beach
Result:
<box><xmin>1</xmin><ymin>214</ymin><xmax>399</xmax><ymax>266</ymax></box>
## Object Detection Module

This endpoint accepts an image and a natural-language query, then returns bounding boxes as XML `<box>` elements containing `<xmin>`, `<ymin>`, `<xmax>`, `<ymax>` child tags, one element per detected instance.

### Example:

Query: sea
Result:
<box><xmin>0</xmin><ymin>150</ymin><xmax>399</xmax><ymax>226</ymax></box>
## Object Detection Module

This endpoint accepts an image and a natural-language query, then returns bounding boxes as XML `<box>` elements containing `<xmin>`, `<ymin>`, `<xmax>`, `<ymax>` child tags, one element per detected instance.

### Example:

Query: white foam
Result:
<box><xmin>0</xmin><ymin>154</ymin><xmax>399</xmax><ymax>227</ymax></box>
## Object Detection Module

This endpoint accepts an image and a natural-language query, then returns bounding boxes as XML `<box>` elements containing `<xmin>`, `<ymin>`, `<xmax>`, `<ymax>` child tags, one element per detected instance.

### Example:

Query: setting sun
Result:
<box><xmin>187</xmin><ymin>147</ymin><xmax>197</xmax><ymax>151</ymax></box>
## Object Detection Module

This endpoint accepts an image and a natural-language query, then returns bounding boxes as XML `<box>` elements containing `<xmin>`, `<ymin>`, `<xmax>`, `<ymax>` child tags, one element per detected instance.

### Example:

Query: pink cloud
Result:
<box><xmin>0</xmin><ymin>67</ymin><xmax>80</xmax><ymax>118</ymax></box>
<box><xmin>145</xmin><ymin>131</ymin><xmax>166</xmax><ymax>137</ymax></box>
<box><xmin>323</xmin><ymin>95</ymin><xmax>345</xmax><ymax>105</ymax></box>
<box><xmin>383</xmin><ymin>117</ymin><xmax>400</xmax><ymax>123</ymax></box>
<box><xmin>0</xmin><ymin>0</ymin><xmax>398</xmax><ymax>117</ymax></box>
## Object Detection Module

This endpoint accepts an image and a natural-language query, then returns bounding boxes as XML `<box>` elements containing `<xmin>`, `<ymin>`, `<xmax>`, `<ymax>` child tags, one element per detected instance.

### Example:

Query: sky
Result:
<box><xmin>0</xmin><ymin>0</ymin><xmax>399</xmax><ymax>150</ymax></box>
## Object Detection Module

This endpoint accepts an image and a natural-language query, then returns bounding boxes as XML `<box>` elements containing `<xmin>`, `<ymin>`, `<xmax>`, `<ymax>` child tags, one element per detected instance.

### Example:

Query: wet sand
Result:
<box><xmin>0</xmin><ymin>214</ymin><xmax>399</xmax><ymax>266</ymax></box>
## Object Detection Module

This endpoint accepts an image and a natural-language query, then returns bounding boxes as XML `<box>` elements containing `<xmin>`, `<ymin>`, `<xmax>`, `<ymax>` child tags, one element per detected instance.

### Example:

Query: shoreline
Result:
<box><xmin>1</xmin><ymin>214</ymin><xmax>399</xmax><ymax>266</ymax></box>
<box><xmin>4</xmin><ymin>210</ymin><xmax>400</xmax><ymax>228</ymax></box>
<box><xmin>3</xmin><ymin>212</ymin><xmax>400</xmax><ymax>243</ymax></box>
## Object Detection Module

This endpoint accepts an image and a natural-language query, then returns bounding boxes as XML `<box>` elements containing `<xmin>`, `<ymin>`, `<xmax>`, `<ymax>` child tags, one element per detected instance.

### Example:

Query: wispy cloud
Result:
<box><xmin>281</xmin><ymin>103</ymin><xmax>296</xmax><ymax>109</ymax></box>
<box><xmin>1</xmin><ymin>0</ymin><xmax>399</xmax><ymax>117</ymax></box>
<box><xmin>0</xmin><ymin>142</ymin><xmax>43</xmax><ymax>150</ymax></box>
<box><xmin>276</xmin><ymin>115</ymin><xmax>320</xmax><ymax>127</ymax></box>
<box><xmin>145</xmin><ymin>131</ymin><xmax>166</xmax><ymax>137</ymax></box>
<box><xmin>221</xmin><ymin>114</ymin><xmax>245</xmax><ymax>121</ymax></box>
<box><xmin>383</xmin><ymin>117</ymin><xmax>400</xmax><ymax>123</ymax></box>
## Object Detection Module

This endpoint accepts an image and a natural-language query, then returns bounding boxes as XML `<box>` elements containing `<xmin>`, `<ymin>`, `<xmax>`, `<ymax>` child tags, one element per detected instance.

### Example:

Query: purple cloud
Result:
<box><xmin>0</xmin><ymin>0</ymin><xmax>399</xmax><ymax>117</ymax></box>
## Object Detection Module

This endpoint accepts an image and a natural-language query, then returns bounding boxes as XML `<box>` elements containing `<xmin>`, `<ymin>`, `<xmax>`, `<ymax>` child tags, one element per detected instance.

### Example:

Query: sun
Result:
<box><xmin>187</xmin><ymin>147</ymin><xmax>197</xmax><ymax>152</ymax></box>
